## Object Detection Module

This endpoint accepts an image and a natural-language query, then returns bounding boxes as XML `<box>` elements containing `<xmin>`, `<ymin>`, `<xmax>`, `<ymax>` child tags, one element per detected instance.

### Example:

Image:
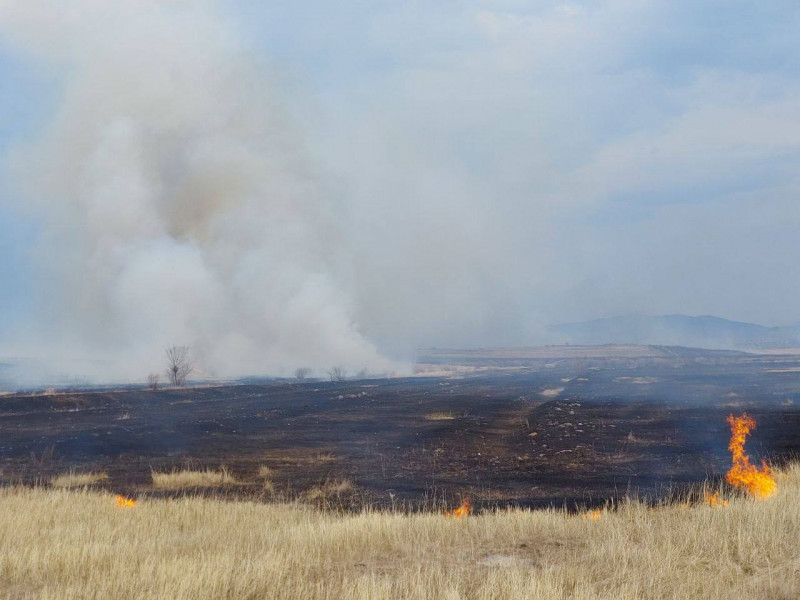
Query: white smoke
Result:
<box><xmin>0</xmin><ymin>0</ymin><xmax>396</xmax><ymax>380</ymax></box>
<box><xmin>5</xmin><ymin>1</ymin><xmax>799</xmax><ymax>385</ymax></box>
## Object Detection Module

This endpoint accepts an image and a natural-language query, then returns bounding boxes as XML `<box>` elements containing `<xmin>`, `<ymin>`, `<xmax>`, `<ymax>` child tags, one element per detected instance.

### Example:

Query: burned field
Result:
<box><xmin>2</xmin><ymin>346</ymin><xmax>800</xmax><ymax>509</ymax></box>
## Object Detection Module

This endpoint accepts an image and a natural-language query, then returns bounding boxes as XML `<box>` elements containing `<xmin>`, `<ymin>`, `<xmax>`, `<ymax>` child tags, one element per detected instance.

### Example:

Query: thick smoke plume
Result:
<box><xmin>6</xmin><ymin>1</ymin><xmax>795</xmax><ymax>384</ymax></box>
<box><xmin>0</xmin><ymin>1</ymin><xmax>395</xmax><ymax>380</ymax></box>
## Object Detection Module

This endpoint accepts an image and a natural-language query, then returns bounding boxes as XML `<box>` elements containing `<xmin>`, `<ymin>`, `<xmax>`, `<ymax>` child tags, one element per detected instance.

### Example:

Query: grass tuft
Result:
<box><xmin>50</xmin><ymin>471</ymin><xmax>108</xmax><ymax>488</ymax></box>
<box><xmin>151</xmin><ymin>467</ymin><xmax>238</xmax><ymax>489</ymax></box>
<box><xmin>425</xmin><ymin>412</ymin><xmax>456</xmax><ymax>421</ymax></box>
<box><xmin>305</xmin><ymin>479</ymin><xmax>355</xmax><ymax>501</ymax></box>
<box><xmin>258</xmin><ymin>466</ymin><xmax>276</xmax><ymax>494</ymax></box>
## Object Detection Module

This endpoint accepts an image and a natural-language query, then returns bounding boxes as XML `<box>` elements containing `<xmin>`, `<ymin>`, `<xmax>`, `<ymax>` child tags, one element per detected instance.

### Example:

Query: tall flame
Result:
<box><xmin>725</xmin><ymin>414</ymin><xmax>777</xmax><ymax>500</ymax></box>
<box><xmin>115</xmin><ymin>494</ymin><xmax>137</xmax><ymax>509</ymax></box>
<box><xmin>446</xmin><ymin>498</ymin><xmax>471</xmax><ymax>519</ymax></box>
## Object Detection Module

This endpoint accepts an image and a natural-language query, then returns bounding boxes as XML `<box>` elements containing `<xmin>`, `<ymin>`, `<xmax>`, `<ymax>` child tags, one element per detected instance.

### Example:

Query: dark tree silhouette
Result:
<box><xmin>294</xmin><ymin>367</ymin><xmax>312</xmax><ymax>380</ymax></box>
<box><xmin>327</xmin><ymin>366</ymin><xmax>347</xmax><ymax>382</ymax></box>
<box><xmin>165</xmin><ymin>345</ymin><xmax>192</xmax><ymax>387</ymax></box>
<box><xmin>147</xmin><ymin>373</ymin><xmax>160</xmax><ymax>390</ymax></box>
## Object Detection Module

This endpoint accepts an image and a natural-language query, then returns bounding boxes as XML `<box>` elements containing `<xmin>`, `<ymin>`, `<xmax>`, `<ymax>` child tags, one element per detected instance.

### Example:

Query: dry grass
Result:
<box><xmin>1</xmin><ymin>466</ymin><xmax>799</xmax><ymax>598</ymax></box>
<box><xmin>425</xmin><ymin>411</ymin><xmax>456</xmax><ymax>421</ymax></box>
<box><xmin>151</xmin><ymin>467</ymin><xmax>238</xmax><ymax>489</ymax></box>
<box><xmin>313</xmin><ymin>452</ymin><xmax>338</xmax><ymax>463</ymax></box>
<box><xmin>305</xmin><ymin>478</ymin><xmax>355</xmax><ymax>501</ymax></box>
<box><xmin>258</xmin><ymin>466</ymin><xmax>276</xmax><ymax>494</ymax></box>
<box><xmin>49</xmin><ymin>471</ymin><xmax>108</xmax><ymax>488</ymax></box>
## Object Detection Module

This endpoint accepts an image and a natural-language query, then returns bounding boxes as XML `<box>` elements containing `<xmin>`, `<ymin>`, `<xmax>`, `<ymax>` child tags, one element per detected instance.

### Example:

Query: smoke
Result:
<box><xmin>0</xmin><ymin>0</ymin><xmax>395</xmax><ymax>380</ymax></box>
<box><xmin>3</xmin><ymin>1</ymin><xmax>800</xmax><ymax>383</ymax></box>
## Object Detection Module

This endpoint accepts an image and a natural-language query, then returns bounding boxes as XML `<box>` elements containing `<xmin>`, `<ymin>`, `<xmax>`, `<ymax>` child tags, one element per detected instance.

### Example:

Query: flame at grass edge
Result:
<box><xmin>115</xmin><ymin>495</ymin><xmax>137</xmax><ymax>509</ymax></box>
<box><xmin>446</xmin><ymin>499</ymin><xmax>471</xmax><ymax>519</ymax></box>
<box><xmin>725</xmin><ymin>413</ymin><xmax>777</xmax><ymax>500</ymax></box>
<box><xmin>703</xmin><ymin>490</ymin><xmax>728</xmax><ymax>508</ymax></box>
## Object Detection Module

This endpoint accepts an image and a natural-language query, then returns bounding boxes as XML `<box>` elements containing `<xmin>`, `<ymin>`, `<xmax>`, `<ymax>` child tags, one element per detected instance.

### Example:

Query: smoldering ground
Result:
<box><xmin>1</xmin><ymin>350</ymin><xmax>798</xmax><ymax>507</ymax></box>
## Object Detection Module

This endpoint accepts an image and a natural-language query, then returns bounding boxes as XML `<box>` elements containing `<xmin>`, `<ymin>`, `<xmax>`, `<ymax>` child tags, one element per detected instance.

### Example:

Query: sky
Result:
<box><xmin>0</xmin><ymin>1</ymin><xmax>799</xmax><ymax>378</ymax></box>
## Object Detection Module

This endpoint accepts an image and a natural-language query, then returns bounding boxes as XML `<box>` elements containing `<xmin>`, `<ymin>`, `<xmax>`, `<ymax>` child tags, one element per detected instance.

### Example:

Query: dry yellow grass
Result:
<box><xmin>49</xmin><ymin>471</ymin><xmax>108</xmax><ymax>488</ymax></box>
<box><xmin>313</xmin><ymin>451</ymin><xmax>338</xmax><ymax>462</ymax></box>
<box><xmin>305</xmin><ymin>478</ymin><xmax>355</xmax><ymax>501</ymax></box>
<box><xmin>1</xmin><ymin>465</ymin><xmax>799</xmax><ymax>599</ymax></box>
<box><xmin>150</xmin><ymin>467</ymin><xmax>238</xmax><ymax>489</ymax></box>
<box><xmin>258</xmin><ymin>466</ymin><xmax>277</xmax><ymax>494</ymax></box>
<box><xmin>425</xmin><ymin>411</ymin><xmax>456</xmax><ymax>421</ymax></box>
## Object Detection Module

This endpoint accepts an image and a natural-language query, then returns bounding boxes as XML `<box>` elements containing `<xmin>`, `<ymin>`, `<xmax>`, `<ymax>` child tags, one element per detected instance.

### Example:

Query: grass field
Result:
<box><xmin>0</xmin><ymin>465</ymin><xmax>798</xmax><ymax>599</ymax></box>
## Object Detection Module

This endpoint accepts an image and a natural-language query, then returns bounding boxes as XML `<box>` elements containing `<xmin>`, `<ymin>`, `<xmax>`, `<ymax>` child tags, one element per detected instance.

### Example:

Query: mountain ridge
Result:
<box><xmin>550</xmin><ymin>314</ymin><xmax>800</xmax><ymax>350</ymax></box>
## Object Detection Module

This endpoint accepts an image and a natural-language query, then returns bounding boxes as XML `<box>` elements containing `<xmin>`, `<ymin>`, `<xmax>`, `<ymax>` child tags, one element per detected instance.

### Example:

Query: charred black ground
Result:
<box><xmin>1</xmin><ymin>346</ymin><xmax>799</xmax><ymax>510</ymax></box>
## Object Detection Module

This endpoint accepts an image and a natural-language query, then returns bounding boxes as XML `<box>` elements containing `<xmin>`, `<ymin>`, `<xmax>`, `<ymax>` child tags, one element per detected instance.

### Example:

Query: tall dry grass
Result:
<box><xmin>1</xmin><ymin>465</ymin><xmax>799</xmax><ymax>599</ymax></box>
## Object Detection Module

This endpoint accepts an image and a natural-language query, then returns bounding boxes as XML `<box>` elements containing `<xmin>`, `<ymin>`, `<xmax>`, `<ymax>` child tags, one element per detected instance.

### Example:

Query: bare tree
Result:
<box><xmin>147</xmin><ymin>373</ymin><xmax>160</xmax><ymax>390</ymax></box>
<box><xmin>294</xmin><ymin>367</ymin><xmax>311</xmax><ymax>380</ymax></box>
<box><xmin>327</xmin><ymin>366</ymin><xmax>347</xmax><ymax>382</ymax></box>
<box><xmin>165</xmin><ymin>345</ymin><xmax>192</xmax><ymax>387</ymax></box>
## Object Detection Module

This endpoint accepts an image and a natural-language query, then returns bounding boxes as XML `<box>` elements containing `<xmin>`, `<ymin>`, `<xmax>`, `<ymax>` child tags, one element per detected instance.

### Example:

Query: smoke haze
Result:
<box><xmin>0</xmin><ymin>0</ymin><xmax>392</xmax><ymax>380</ymax></box>
<box><xmin>1</xmin><ymin>1</ymin><xmax>800</xmax><ymax>382</ymax></box>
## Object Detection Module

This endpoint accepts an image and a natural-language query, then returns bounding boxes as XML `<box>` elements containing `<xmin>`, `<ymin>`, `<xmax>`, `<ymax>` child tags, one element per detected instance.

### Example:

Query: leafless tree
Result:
<box><xmin>165</xmin><ymin>345</ymin><xmax>192</xmax><ymax>387</ymax></box>
<box><xmin>147</xmin><ymin>373</ymin><xmax>160</xmax><ymax>390</ymax></box>
<box><xmin>294</xmin><ymin>367</ymin><xmax>312</xmax><ymax>380</ymax></box>
<box><xmin>327</xmin><ymin>366</ymin><xmax>347</xmax><ymax>382</ymax></box>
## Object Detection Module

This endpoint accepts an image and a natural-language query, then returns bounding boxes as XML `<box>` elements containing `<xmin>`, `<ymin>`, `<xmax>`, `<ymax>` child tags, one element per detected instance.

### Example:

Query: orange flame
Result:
<box><xmin>115</xmin><ymin>494</ymin><xmax>137</xmax><ymax>509</ymax></box>
<box><xmin>703</xmin><ymin>490</ymin><xmax>728</xmax><ymax>508</ymax></box>
<box><xmin>725</xmin><ymin>414</ymin><xmax>777</xmax><ymax>500</ymax></box>
<box><xmin>581</xmin><ymin>509</ymin><xmax>602</xmax><ymax>521</ymax></box>
<box><xmin>446</xmin><ymin>498</ymin><xmax>472</xmax><ymax>519</ymax></box>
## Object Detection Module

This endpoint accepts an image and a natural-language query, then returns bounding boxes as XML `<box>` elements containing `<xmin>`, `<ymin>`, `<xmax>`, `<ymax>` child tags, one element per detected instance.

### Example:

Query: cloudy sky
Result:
<box><xmin>0</xmin><ymin>1</ymin><xmax>799</xmax><ymax>377</ymax></box>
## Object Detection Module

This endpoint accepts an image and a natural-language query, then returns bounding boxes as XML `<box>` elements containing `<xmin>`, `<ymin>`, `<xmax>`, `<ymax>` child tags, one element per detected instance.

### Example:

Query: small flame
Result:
<box><xmin>581</xmin><ymin>509</ymin><xmax>602</xmax><ymax>521</ymax></box>
<box><xmin>725</xmin><ymin>414</ymin><xmax>777</xmax><ymax>500</ymax></box>
<box><xmin>703</xmin><ymin>490</ymin><xmax>729</xmax><ymax>508</ymax></box>
<box><xmin>446</xmin><ymin>498</ymin><xmax>472</xmax><ymax>519</ymax></box>
<box><xmin>115</xmin><ymin>494</ymin><xmax>137</xmax><ymax>509</ymax></box>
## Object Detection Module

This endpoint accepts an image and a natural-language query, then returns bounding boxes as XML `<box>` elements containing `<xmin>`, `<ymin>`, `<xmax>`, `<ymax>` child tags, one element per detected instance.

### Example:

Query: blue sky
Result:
<box><xmin>0</xmin><ymin>1</ymin><xmax>799</xmax><ymax>369</ymax></box>
<box><xmin>0</xmin><ymin>44</ymin><xmax>50</xmax><ymax>335</ymax></box>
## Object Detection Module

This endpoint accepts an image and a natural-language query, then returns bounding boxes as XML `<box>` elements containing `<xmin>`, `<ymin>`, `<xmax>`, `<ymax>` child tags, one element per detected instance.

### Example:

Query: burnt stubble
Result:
<box><xmin>2</xmin><ymin>346</ymin><xmax>800</xmax><ymax>510</ymax></box>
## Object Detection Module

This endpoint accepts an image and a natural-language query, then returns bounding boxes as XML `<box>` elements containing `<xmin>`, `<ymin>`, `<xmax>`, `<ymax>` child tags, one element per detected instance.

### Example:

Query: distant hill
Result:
<box><xmin>550</xmin><ymin>315</ymin><xmax>800</xmax><ymax>350</ymax></box>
